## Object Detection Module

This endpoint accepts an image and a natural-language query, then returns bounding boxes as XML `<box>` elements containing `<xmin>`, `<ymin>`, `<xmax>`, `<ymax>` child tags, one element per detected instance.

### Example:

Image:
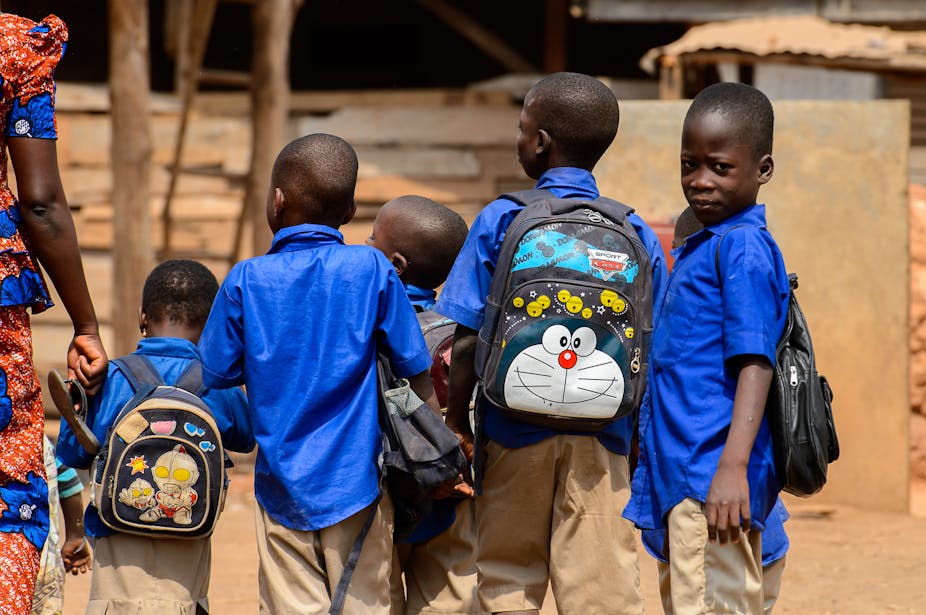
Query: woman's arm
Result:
<box><xmin>8</xmin><ymin>137</ymin><xmax>107</xmax><ymax>392</ymax></box>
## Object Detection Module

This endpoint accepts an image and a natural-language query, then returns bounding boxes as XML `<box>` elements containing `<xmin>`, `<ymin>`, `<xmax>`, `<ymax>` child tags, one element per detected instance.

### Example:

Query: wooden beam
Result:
<box><xmin>417</xmin><ymin>0</ymin><xmax>537</xmax><ymax>74</ymax></box>
<box><xmin>237</xmin><ymin>0</ymin><xmax>301</xmax><ymax>261</ymax></box>
<box><xmin>544</xmin><ymin>0</ymin><xmax>568</xmax><ymax>74</ymax></box>
<box><xmin>109</xmin><ymin>0</ymin><xmax>153</xmax><ymax>356</ymax></box>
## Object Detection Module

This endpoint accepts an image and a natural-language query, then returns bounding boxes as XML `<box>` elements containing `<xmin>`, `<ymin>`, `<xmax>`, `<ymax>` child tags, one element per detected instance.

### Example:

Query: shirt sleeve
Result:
<box><xmin>719</xmin><ymin>228</ymin><xmax>788</xmax><ymax>364</ymax></box>
<box><xmin>205</xmin><ymin>386</ymin><xmax>255</xmax><ymax>454</ymax></box>
<box><xmin>434</xmin><ymin>201</ymin><xmax>512</xmax><ymax>331</ymax></box>
<box><xmin>6</xmin><ymin>16</ymin><xmax>67</xmax><ymax>140</ymax></box>
<box><xmin>199</xmin><ymin>271</ymin><xmax>246</xmax><ymax>389</ymax></box>
<box><xmin>55</xmin><ymin>364</ymin><xmax>129</xmax><ymax>469</ymax></box>
<box><xmin>54</xmin><ymin>461</ymin><xmax>84</xmax><ymax>499</ymax></box>
<box><xmin>375</xmin><ymin>261</ymin><xmax>432</xmax><ymax>378</ymax></box>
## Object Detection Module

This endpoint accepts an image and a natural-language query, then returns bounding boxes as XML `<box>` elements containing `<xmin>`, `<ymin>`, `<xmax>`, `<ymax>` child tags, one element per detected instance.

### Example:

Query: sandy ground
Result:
<box><xmin>55</xmin><ymin>455</ymin><xmax>926</xmax><ymax>615</ymax></box>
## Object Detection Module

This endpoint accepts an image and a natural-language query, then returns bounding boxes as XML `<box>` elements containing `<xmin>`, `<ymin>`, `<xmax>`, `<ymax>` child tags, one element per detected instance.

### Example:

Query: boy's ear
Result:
<box><xmin>342</xmin><ymin>199</ymin><xmax>357</xmax><ymax>225</ymax></box>
<box><xmin>758</xmin><ymin>154</ymin><xmax>774</xmax><ymax>185</ymax></box>
<box><xmin>391</xmin><ymin>252</ymin><xmax>409</xmax><ymax>278</ymax></box>
<box><xmin>271</xmin><ymin>187</ymin><xmax>285</xmax><ymax>218</ymax></box>
<box><xmin>536</xmin><ymin>128</ymin><xmax>552</xmax><ymax>155</ymax></box>
<box><xmin>138</xmin><ymin>306</ymin><xmax>147</xmax><ymax>333</ymax></box>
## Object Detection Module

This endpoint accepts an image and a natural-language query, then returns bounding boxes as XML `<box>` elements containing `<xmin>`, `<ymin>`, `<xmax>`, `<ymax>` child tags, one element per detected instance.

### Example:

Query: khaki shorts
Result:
<box><xmin>659</xmin><ymin>497</ymin><xmax>764</xmax><ymax>615</ymax></box>
<box><xmin>86</xmin><ymin>532</ymin><xmax>210</xmax><ymax>614</ymax></box>
<box><xmin>256</xmin><ymin>495</ymin><xmax>394</xmax><ymax>615</ymax></box>
<box><xmin>476</xmin><ymin>436</ymin><xmax>643</xmax><ymax>615</ymax></box>
<box><xmin>396</xmin><ymin>498</ymin><xmax>485</xmax><ymax>614</ymax></box>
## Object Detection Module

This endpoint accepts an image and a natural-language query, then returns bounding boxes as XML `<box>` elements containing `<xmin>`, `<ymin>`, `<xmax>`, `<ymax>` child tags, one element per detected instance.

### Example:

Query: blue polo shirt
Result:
<box><xmin>624</xmin><ymin>204</ymin><xmax>789</xmax><ymax>532</ymax></box>
<box><xmin>55</xmin><ymin>337</ymin><xmax>254</xmax><ymax>538</ymax></box>
<box><xmin>198</xmin><ymin>224</ymin><xmax>432</xmax><ymax>531</ymax></box>
<box><xmin>434</xmin><ymin>167</ymin><xmax>667</xmax><ymax>453</ymax></box>
<box><xmin>406</xmin><ymin>285</ymin><xmax>437</xmax><ymax>312</ymax></box>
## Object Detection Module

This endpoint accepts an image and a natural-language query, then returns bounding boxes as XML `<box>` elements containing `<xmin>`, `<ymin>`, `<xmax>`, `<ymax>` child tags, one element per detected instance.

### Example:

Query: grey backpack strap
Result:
<box><xmin>175</xmin><ymin>360</ymin><xmax>204</xmax><ymax>395</ymax></box>
<box><xmin>328</xmin><ymin>491</ymin><xmax>383</xmax><ymax>615</ymax></box>
<box><xmin>113</xmin><ymin>354</ymin><xmax>164</xmax><ymax>392</ymax></box>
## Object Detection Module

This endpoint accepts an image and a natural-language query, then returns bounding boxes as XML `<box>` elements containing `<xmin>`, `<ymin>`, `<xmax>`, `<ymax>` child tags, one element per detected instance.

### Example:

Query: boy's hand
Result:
<box><xmin>705</xmin><ymin>460</ymin><xmax>750</xmax><ymax>544</ymax></box>
<box><xmin>61</xmin><ymin>537</ymin><xmax>92</xmax><ymax>574</ymax></box>
<box><xmin>433</xmin><ymin>474</ymin><xmax>475</xmax><ymax>499</ymax></box>
<box><xmin>446</xmin><ymin>420</ymin><xmax>475</xmax><ymax>464</ymax></box>
<box><xmin>67</xmin><ymin>333</ymin><xmax>108</xmax><ymax>395</ymax></box>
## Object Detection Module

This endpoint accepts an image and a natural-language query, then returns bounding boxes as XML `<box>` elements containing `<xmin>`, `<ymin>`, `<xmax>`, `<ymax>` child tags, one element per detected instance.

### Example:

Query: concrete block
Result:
<box><xmin>356</xmin><ymin>147</ymin><xmax>481</xmax><ymax>179</ymax></box>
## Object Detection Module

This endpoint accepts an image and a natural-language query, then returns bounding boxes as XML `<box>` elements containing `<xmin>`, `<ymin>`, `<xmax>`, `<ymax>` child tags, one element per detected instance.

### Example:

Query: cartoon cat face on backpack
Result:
<box><xmin>497</xmin><ymin>319</ymin><xmax>629</xmax><ymax>418</ymax></box>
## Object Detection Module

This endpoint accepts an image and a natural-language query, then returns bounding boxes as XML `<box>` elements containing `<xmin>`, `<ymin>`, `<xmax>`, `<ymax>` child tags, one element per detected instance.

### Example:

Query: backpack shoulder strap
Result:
<box><xmin>500</xmin><ymin>189</ymin><xmax>635</xmax><ymax>220</ymax></box>
<box><xmin>113</xmin><ymin>354</ymin><xmax>164</xmax><ymax>393</ymax></box>
<box><xmin>498</xmin><ymin>188</ymin><xmax>553</xmax><ymax>209</ymax></box>
<box><xmin>174</xmin><ymin>360</ymin><xmax>204</xmax><ymax>395</ymax></box>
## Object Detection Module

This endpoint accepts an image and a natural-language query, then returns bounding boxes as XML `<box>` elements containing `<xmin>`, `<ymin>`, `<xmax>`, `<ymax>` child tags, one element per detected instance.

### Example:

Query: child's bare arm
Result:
<box><xmin>7</xmin><ymin>138</ymin><xmax>107</xmax><ymax>393</ymax></box>
<box><xmin>445</xmin><ymin>325</ymin><xmax>478</xmax><ymax>463</ymax></box>
<box><xmin>407</xmin><ymin>370</ymin><xmax>439</xmax><ymax>415</ymax></box>
<box><xmin>705</xmin><ymin>356</ymin><xmax>773</xmax><ymax>545</ymax></box>
<box><xmin>59</xmin><ymin>492</ymin><xmax>91</xmax><ymax>574</ymax></box>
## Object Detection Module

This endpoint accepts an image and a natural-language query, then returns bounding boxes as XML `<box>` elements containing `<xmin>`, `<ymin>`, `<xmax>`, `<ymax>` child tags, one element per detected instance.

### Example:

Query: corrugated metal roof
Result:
<box><xmin>640</xmin><ymin>16</ymin><xmax>926</xmax><ymax>74</ymax></box>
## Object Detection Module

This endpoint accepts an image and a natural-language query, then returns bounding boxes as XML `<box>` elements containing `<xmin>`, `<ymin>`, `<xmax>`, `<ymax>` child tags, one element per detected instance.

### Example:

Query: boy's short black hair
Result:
<box><xmin>527</xmin><ymin>72</ymin><xmax>619</xmax><ymax>170</ymax></box>
<box><xmin>685</xmin><ymin>82</ymin><xmax>774</xmax><ymax>160</ymax></box>
<box><xmin>142</xmin><ymin>259</ymin><xmax>219</xmax><ymax>329</ymax></box>
<box><xmin>382</xmin><ymin>195</ymin><xmax>468</xmax><ymax>290</ymax></box>
<box><xmin>272</xmin><ymin>133</ymin><xmax>358</xmax><ymax>224</ymax></box>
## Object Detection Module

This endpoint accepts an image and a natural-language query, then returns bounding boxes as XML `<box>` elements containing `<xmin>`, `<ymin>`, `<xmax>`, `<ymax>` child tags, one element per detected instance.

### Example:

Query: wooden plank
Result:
<box><xmin>544</xmin><ymin>0</ymin><xmax>568</xmax><ymax>74</ymax></box>
<box><xmin>417</xmin><ymin>0</ymin><xmax>537</xmax><ymax>73</ymax></box>
<box><xmin>109</xmin><ymin>0</ymin><xmax>154</xmax><ymax>356</ymax></box>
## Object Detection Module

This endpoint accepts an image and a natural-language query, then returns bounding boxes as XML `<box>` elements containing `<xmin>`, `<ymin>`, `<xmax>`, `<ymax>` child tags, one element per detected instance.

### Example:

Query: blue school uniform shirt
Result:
<box><xmin>640</xmin><ymin>498</ymin><xmax>790</xmax><ymax>566</ymax></box>
<box><xmin>406</xmin><ymin>285</ymin><xmax>437</xmax><ymax>312</ymax></box>
<box><xmin>434</xmin><ymin>166</ymin><xmax>667</xmax><ymax>453</ymax></box>
<box><xmin>198</xmin><ymin>223</ymin><xmax>432</xmax><ymax>531</ymax></box>
<box><xmin>624</xmin><ymin>204</ymin><xmax>789</xmax><ymax>533</ymax></box>
<box><xmin>55</xmin><ymin>336</ymin><xmax>254</xmax><ymax>538</ymax></box>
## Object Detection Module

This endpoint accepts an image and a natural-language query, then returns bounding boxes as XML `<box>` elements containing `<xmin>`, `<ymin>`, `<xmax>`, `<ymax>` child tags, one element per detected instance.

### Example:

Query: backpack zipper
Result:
<box><xmin>789</xmin><ymin>365</ymin><xmax>798</xmax><ymax>387</ymax></box>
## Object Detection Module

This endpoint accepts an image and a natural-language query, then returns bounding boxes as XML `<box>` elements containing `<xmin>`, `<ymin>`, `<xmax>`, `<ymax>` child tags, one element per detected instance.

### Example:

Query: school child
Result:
<box><xmin>197</xmin><ymin>134</ymin><xmax>439</xmax><ymax>614</ymax></box>
<box><xmin>435</xmin><ymin>72</ymin><xmax>667</xmax><ymax>615</ymax></box>
<box><xmin>56</xmin><ymin>259</ymin><xmax>254</xmax><ymax>614</ymax></box>
<box><xmin>624</xmin><ymin>82</ymin><xmax>791</xmax><ymax>615</ymax></box>
<box><xmin>368</xmin><ymin>194</ymin><xmax>484</xmax><ymax>615</ymax></box>
<box><xmin>32</xmin><ymin>436</ymin><xmax>91</xmax><ymax>615</ymax></box>
<box><xmin>0</xmin><ymin>14</ymin><xmax>108</xmax><ymax>613</ymax></box>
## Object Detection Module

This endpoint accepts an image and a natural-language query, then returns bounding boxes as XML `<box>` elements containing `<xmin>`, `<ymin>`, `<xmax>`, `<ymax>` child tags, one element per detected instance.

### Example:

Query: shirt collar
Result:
<box><xmin>134</xmin><ymin>336</ymin><xmax>201</xmax><ymax>359</ymax></box>
<box><xmin>703</xmin><ymin>204</ymin><xmax>768</xmax><ymax>237</ymax></box>
<box><xmin>405</xmin><ymin>284</ymin><xmax>437</xmax><ymax>312</ymax></box>
<box><xmin>268</xmin><ymin>223</ymin><xmax>345</xmax><ymax>255</ymax></box>
<box><xmin>534</xmin><ymin>167</ymin><xmax>600</xmax><ymax>199</ymax></box>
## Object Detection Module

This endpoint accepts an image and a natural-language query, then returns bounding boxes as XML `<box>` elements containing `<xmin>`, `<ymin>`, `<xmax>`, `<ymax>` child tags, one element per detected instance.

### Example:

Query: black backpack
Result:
<box><xmin>377</xmin><ymin>356</ymin><xmax>467</xmax><ymax>541</ymax></box>
<box><xmin>714</xmin><ymin>234</ymin><xmax>839</xmax><ymax>497</ymax></box>
<box><xmin>765</xmin><ymin>274</ymin><xmax>840</xmax><ymax>496</ymax></box>
<box><xmin>91</xmin><ymin>355</ymin><xmax>228</xmax><ymax>539</ymax></box>
<box><xmin>476</xmin><ymin>189</ymin><xmax>654</xmax><ymax>432</ymax></box>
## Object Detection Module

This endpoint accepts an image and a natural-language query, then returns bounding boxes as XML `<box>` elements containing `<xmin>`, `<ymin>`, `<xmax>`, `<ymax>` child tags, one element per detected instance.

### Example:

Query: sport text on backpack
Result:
<box><xmin>92</xmin><ymin>355</ymin><xmax>228</xmax><ymax>539</ymax></box>
<box><xmin>766</xmin><ymin>274</ymin><xmax>840</xmax><ymax>496</ymax></box>
<box><xmin>714</xmin><ymin>234</ymin><xmax>839</xmax><ymax>497</ymax></box>
<box><xmin>476</xmin><ymin>189</ymin><xmax>654</xmax><ymax>432</ymax></box>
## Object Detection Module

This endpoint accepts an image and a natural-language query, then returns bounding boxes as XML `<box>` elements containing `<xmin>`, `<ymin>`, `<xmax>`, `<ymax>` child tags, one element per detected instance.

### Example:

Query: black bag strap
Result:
<box><xmin>175</xmin><ymin>360</ymin><xmax>204</xmax><ymax>395</ymax></box>
<box><xmin>501</xmin><ymin>189</ymin><xmax>635</xmax><ymax>219</ymax></box>
<box><xmin>113</xmin><ymin>354</ymin><xmax>164</xmax><ymax>392</ymax></box>
<box><xmin>328</xmin><ymin>490</ymin><xmax>383</xmax><ymax>614</ymax></box>
<box><xmin>714</xmin><ymin>225</ymin><xmax>799</xmax><ymax>293</ymax></box>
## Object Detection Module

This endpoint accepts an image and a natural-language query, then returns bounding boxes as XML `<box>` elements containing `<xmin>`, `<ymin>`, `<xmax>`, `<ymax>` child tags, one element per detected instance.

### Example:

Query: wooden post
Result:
<box><xmin>544</xmin><ymin>0</ymin><xmax>567</xmax><ymax>74</ymax></box>
<box><xmin>109</xmin><ymin>0</ymin><xmax>153</xmax><ymax>356</ymax></box>
<box><xmin>238</xmin><ymin>0</ymin><xmax>300</xmax><ymax>259</ymax></box>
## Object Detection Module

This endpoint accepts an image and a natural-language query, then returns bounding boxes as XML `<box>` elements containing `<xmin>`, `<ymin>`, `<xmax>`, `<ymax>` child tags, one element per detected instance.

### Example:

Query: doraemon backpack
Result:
<box><xmin>476</xmin><ymin>189</ymin><xmax>653</xmax><ymax>432</ymax></box>
<box><xmin>91</xmin><ymin>354</ymin><xmax>228</xmax><ymax>539</ymax></box>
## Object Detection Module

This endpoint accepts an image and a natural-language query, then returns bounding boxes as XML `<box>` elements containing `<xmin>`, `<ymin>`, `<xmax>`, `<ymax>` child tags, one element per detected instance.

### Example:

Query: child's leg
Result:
<box><xmin>762</xmin><ymin>556</ymin><xmax>786</xmax><ymax>614</ymax></box>
<box><xmin>476</xmin><ymin>439</ymin><xmax>557</xmax><ymax>613</ymax></box>
<box><xmin>664</xmin><ymin>498</ymin><xmax>763</xmax><ymax>615</ymax></box>
<box><xmin>390</xmin><ymin>544</ymin><xmax>408</xmax><ymax>615</ymax></box>
<box><xmin>255</xmin><ymin>494</ymin><xmax>394</xmax><ymax>615</ymax></box>
<box><xmin>86</xmin><ymin>533</ymin><xmax>211</xmax><ymax>614</ymax></box>
<box><xmin>403</xmin><ymin>498</ymin><xmax>484</xmax><ymax>615</ymax></box>
<box><xmin>548</xmin><ymin>436</ymin><xmax>643</xmax><ymax>615</ymax></box>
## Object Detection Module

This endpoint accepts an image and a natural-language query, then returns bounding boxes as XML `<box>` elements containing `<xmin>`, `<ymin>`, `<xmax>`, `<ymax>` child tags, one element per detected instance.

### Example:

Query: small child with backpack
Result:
<box><xmin>435</xmin><ymin>72</ymin><xmax>667</xmax><ymax>614</ymax></box>
<box><xmin>197</xmin><ymin>134</ymin><xmax>439</xmax><ymax>614</ymax></box>
<box><xmin>367</xmin><ymin>194</ymin><xmax>484</xmax><ymax>615</ymax></box>
<box><xmin>55</xmin><ymin>259</ymin><xmax>254</xmax><ymax>614</ymax></box>
<box><xmin>623</xmin><ymin>82</ymin><xmax>792</xmax><ymax>614</ymax></box>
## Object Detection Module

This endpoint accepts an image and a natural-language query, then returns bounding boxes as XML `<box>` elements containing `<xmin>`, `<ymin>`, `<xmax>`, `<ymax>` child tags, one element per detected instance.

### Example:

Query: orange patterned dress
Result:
<box><xmin>0</xmin><ymin>13</ymin><xmax>66</xmax><ymax>614</ymax></box>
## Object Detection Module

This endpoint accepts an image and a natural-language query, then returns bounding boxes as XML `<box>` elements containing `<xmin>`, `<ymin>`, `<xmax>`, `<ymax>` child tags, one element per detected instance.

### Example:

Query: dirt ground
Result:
<box><xmin>55</xmin><ymin>465</ymin><xmax>926</xmax><ymax>615</ymax></box>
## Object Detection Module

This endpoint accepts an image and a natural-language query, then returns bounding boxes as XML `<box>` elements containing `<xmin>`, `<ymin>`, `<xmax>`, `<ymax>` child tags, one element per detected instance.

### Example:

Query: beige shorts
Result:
<box><xmin>255</xmin><ymin>495</ymin><xmax>394</xmax><ymax>615</ymax></box>
<box><xmin>476</xmin><ymin>436</ymin><xmax>643</xmax><ymax>615</ymax></box>
<box><xmin>658</xmin><ymin>497</ymin><xmax>764</xmax><ymax>615</ymax></box>
<box><xmin>86</xmin><ymin>532</ymin><xmax>211</xmax><ymax>615</ymax></box>
<box><xmin>395</xmin><ymin>498</ymin><xmax>485</xmax><ymax>615</ymax></box>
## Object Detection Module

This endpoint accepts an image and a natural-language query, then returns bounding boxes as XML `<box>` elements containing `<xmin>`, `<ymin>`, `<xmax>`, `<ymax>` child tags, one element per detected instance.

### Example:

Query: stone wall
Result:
<box><xmin>911</xmin><ymin>184</ymin><xmax>926</xmax><ymax>479</ymax></box>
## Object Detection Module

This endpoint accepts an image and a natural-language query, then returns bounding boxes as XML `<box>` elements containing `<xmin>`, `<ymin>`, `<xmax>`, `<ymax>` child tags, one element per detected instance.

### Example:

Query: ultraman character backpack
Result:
<box><xmin>416</xmin><ymin>310</ymin><xmax>456</xmax><ymax>408</ymax></box>
<box><xmin>92</xmin><ymin>354</ymin><xmax>228</xmax><ymax>539</ymax></box>
<box><xmin>476</xmin><ymin>189</ymin><xmax>654</xmax><ymax>432</ymax></box>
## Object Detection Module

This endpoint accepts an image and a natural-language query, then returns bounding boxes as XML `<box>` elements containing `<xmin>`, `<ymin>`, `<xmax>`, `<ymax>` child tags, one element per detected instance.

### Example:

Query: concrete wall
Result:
<box><xmin>597</xmin><ymin>100</ymin><xmax>911</xmax><ymax>512</ymax></box>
